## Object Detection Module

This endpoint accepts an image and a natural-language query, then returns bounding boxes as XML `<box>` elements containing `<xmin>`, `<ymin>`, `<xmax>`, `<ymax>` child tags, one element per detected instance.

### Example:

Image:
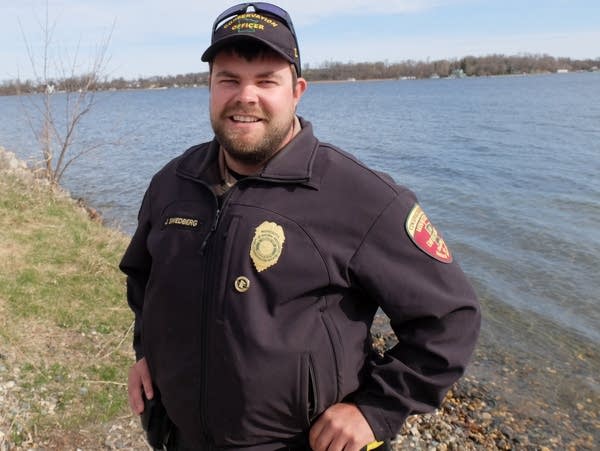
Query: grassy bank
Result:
<box><xmin>0</xmin><ymin>169</ymin><xmax>135</xmax><ymax>447</ymax></box>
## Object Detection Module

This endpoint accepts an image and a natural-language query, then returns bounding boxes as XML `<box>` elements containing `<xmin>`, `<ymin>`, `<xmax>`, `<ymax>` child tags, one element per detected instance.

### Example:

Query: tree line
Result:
<box><xmin>303</xmin><ymin>54</ymin><xmax>599</xmax><ymax>81</ymax></box>
<box><xmin>2</xmin><ymin>53</ymin><xmax>598</xmax><ymax>96</ymax></box>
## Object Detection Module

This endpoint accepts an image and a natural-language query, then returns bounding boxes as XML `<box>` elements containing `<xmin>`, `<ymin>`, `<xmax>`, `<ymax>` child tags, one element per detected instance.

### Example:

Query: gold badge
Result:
<box><xmin>250</xmin><ymin>221</ymin><xmax>285</xmax><ymax>272</ymax></box>
<box><xmin>234</xmin><ymin>276</ymin><xmax>250</xmax><ymax>292</ymax></box>
<box><xmin>405</xmin><ymin>204</ymin><xmax>453</xmax><ymax>264</ymax></box>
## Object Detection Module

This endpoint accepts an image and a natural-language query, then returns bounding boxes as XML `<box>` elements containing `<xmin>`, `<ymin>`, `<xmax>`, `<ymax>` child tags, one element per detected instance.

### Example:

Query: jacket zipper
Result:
<box><xmin>199</xmin><ymin>180</ymin><xmax>237</xmax><ymax>255</ymax></box>
<box><xmin>197</xmin><ymin>185</ymin><xmax>237</xmax><ymax>447</ymax></box>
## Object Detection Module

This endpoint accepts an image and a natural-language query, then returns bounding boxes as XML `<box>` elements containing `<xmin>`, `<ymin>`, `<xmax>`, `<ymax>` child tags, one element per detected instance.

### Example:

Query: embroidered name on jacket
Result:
<box><xmin>163</xmin><ymin>216</ymin><xmax>200</xmax><ymax>228</ymax></box>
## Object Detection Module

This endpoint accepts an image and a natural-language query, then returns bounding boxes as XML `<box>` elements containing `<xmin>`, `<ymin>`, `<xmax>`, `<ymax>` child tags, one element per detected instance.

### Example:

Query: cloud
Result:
<box><xmin>5</xmin><ymin>1</ymin><xmax>462</xmax><ymax>38</ymax></box>
<box><xmin>301</xmin><ymin>29</ymin><xmax>600</xmax><ymax>66</ymax></box>
<box><xmin>243</xmin><ymin>0</ymin><xmax>467</xmax><ymax>26</ymax></box>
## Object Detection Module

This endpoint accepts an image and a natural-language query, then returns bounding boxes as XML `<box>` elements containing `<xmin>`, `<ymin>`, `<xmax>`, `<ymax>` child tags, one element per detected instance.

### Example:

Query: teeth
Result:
<box><xmin>232</xmin><ymin>115</ymin><xmax>259</xmax><ymax>123</ymax></box>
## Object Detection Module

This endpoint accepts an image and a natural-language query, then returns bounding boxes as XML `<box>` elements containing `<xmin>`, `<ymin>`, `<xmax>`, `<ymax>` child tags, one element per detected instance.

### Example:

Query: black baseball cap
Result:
<box><xmin>201</xmin><ymin>2</ymin><xmax>301</xmax><ymax>76</ymax></box>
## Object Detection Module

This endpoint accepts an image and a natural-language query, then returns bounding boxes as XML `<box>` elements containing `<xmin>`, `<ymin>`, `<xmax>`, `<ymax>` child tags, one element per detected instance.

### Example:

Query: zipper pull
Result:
<box><xmin>199</xmin><ymin>208</ymin><xmax>221</xmax><ymax>255</ymax></box>
<box><xmin>211</xmin><ymin>208</ymin><xmax>221</xmax><ymax>232</ymax></box>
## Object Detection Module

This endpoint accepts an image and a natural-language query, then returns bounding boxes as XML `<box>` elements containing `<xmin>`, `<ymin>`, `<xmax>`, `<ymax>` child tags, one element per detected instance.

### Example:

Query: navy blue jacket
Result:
<box><xmin>120</xmin><ymin>118</ymin><xmax>480</xmax><ymax>449</ymax></box>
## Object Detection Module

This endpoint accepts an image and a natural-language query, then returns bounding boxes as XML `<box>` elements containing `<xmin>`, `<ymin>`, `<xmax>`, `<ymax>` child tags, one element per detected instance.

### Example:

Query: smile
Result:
<box><xmin>231</xmin><ymin>115</ymin><xmax>261</xmax><ymax>123</ymax></box>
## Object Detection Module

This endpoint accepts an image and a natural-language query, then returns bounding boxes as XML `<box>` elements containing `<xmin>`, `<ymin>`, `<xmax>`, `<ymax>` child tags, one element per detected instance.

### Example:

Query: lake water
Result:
<box><xmin>1</xmin><ymin>72</ymin><xmax>599</xmax><ymax>441</ymax></box>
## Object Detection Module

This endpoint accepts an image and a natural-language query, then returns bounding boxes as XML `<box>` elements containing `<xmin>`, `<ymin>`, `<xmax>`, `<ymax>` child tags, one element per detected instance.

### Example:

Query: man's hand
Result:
<box><xmin>128</xmin><ymin>357</ymin><xmax>154</xmax><ymax>415</ymax></box>
<box><xmin>309</xmin><ymin>402</ymin><xmax>376</xmax><ymax>451</ymax></box>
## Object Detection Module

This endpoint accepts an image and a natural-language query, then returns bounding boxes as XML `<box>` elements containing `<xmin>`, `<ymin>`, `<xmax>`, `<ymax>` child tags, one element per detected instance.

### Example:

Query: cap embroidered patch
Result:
<box><xmin>405</xmin><ymin>204</ymin><xmax>453</xmax><ymax>263</ymax></box>
<box><xmin>250</xmin><ymin>221</ymin><xmax>285</xmax><ymax>272</ymax></box>
<box><xmin>224</xmin><ymin>13</ymin><xmax>280</xmax><ymax>33</ymax></box>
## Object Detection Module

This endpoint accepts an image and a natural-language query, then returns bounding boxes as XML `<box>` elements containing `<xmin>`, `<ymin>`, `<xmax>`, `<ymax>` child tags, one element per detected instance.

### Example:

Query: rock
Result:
<box><xmin>0</xmin><ymin>147</ymin><xmax>27</xmax><ymax>171</ymax></box>
<box><xmin>2</xmin><ymin>381</ymin><xmax>16</xmax><ymax>390</ymax></box>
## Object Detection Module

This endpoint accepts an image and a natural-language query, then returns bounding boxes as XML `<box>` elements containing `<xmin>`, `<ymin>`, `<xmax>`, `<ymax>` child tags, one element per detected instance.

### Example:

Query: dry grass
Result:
<box><xmin>0</xmin><ymin>170</ymin><xmax>137</xmax><ymax>447</ymax></box>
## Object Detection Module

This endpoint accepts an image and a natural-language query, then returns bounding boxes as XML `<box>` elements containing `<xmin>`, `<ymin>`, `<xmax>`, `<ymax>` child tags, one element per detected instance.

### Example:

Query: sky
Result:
<box><xmin>1</xmin><ymin>0</ymin><xmax>599</xmax><ymax>82</ymax></box>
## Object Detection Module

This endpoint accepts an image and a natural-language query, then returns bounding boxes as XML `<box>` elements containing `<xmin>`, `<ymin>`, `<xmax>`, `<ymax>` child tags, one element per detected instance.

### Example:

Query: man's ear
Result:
<box><xmin>293</xmin><ymin>77</ymin><xmax>308</xmax><ymax>104</ymax></box>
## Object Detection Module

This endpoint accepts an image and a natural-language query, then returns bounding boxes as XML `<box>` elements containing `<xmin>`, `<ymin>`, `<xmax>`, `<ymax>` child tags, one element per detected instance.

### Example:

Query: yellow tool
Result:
<box><xmin>363</xmin><ymin>441</ymin><xmax>385</xmax><ymax>451</ymax></box>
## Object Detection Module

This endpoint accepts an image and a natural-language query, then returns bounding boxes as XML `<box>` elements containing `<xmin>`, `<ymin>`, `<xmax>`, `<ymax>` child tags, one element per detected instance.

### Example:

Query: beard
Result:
<box><xmin>211</xmin><ymin>106</ymin><xmax>295</xmax><ymax>166</ymax></box>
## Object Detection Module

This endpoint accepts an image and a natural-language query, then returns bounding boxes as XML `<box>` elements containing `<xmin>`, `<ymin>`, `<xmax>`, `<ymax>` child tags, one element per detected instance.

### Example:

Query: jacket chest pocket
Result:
<box><xmin>220</xmin><ymin>208</ymin><xmax>330</xmax><ymax>311</ymax></box>
<box><xmin>147</xmin><ymin>200</ymin><xmax>213</xmax><ymax>260</ymax></box>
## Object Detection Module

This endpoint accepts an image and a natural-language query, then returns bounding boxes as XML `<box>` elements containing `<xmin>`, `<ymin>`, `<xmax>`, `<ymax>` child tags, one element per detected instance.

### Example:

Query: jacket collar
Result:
<box><xmin>176</xmin><ymin>117</ymin><xmax>320</xmax><ymax>189</ymax></box>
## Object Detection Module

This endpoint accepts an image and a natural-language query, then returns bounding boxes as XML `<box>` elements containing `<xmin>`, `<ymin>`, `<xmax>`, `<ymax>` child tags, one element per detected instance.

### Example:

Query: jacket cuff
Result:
<box><xmin>354</xmin><ymin>397</ymin><xmax>410</xmax><ymax>441</ymax></box>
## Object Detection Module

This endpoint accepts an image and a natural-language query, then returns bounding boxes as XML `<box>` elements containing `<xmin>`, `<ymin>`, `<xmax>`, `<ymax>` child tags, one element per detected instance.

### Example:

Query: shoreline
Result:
<box><xmin>1</xmin><ymin>146</ymin><xmax>598</xmax><ymax>449</ymax></box>
<box><xmin>2</xmin><ymin>70</ymin><xmax>599</xmax><ymax>98</ymax></box>
<box><xmin>372</xmin><ymin>313</ymin><xmax>599</xmax><ymax>450</ymax></box>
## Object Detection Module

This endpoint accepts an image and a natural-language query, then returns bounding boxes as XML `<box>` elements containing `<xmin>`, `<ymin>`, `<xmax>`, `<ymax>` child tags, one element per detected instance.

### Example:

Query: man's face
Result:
<box><xmin>209</xmin><ymin>50</ymin><xmax>307</xmax><ymax>167</ymax></box>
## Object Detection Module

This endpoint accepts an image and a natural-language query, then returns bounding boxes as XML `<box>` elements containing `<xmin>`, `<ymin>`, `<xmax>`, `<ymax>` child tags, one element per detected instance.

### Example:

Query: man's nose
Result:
<box><xmin>236</xmin><ymin>83</ymin><xmax>259</xmax><ymax>104</ymax></box>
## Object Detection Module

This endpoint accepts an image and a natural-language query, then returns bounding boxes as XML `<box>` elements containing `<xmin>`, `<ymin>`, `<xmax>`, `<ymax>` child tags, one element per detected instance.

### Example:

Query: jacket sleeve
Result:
<box><xmin>348</xmin><ymin>191</ymin><xmax>481</xmax><ymax>440</ymax></box>
<box><xmin>119</xmin><ymin>186</ymin><xmax>153</xmax><ymax>360</ymax></box>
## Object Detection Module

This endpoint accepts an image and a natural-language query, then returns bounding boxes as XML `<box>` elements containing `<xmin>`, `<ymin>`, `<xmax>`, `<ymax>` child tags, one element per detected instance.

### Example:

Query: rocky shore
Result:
<box><xmin>369</xmin><ymin>332</ymin><xmax>594</xmax><ymax>451</ymax></box>
<box><xmin>0</xmin><ymin>147</ymin><xmax>102</xmax><ymax>221</ymax></box>
<box><xmin>1</xmin><ymin>146</ymin><xmax>597</xmax><ymax>450</ymax></box>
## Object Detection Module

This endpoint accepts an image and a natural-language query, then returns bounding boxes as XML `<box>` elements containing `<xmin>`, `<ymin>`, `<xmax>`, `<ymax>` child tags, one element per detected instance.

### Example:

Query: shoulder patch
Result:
<box><xmin>405</xmin><ymin>204</ymin><xmax>453</xmax><ymax>263</ymax></box>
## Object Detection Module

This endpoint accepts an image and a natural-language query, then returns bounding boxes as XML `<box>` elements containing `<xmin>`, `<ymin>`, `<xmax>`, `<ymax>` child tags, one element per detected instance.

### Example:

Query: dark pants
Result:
<box><xmin>165</xmin><ymin>427</ymin><xmax>311</xmax><ymax>451</ymax></box>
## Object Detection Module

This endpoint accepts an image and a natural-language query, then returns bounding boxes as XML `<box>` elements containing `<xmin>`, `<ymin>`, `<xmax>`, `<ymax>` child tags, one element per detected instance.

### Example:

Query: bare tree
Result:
<box><xmin>17</xmin><ymin>1</ymin><xmax>114</xmax><ymax>186</ymax></box>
